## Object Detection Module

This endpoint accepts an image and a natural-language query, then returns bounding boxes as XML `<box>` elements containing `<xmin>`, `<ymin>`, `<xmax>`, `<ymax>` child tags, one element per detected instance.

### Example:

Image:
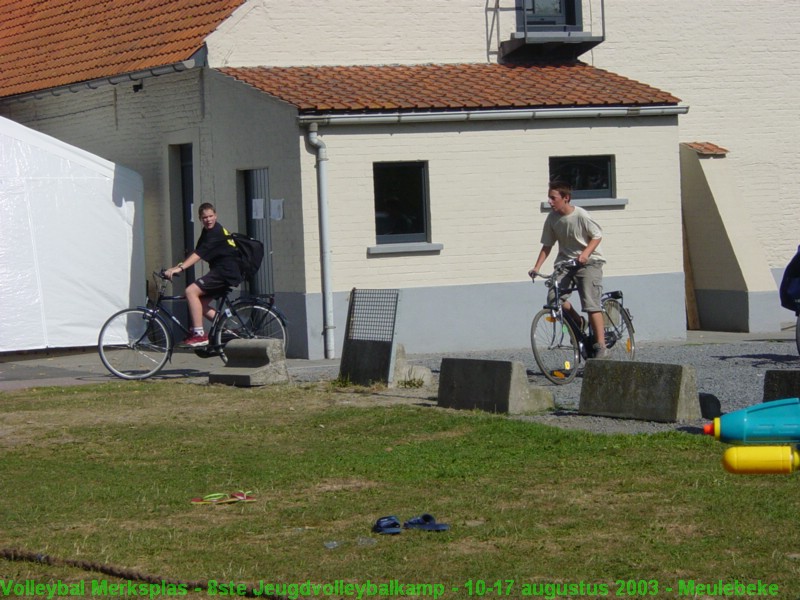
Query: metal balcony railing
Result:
<box><xmin>501</xmin><ymin>0</ymin><xmax>605</xmax><ymax>61</ymax></box>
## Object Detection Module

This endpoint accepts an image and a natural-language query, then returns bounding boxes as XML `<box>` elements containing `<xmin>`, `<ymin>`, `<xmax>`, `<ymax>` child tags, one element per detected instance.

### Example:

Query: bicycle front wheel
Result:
<box><xmin>98</xmin><ymin>308</ymin><xmax>171</xmax><ymax>379</ymax></box>
<box><xmin>214</xmin><ymin>302</ymin><xmax>287</xmax><ymax>362</ymax></box>
<box><xmin>601</xmin><ymin>299</ymin><xmax>635</xmax><ymax>361</ymax></box>
<box><xmin>531</xmin><ymin>308</ymin><xmax>580</xmax><ymax>384</ymax></box>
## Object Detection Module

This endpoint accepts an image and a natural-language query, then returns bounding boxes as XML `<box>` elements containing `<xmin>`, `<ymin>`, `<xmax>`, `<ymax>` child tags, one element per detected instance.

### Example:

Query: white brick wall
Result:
<box><xmin>207</xmin><ymin>0</ymin><xmax>797</xmax><ymax>278</ymax></box>
<box><xmin>208</xmin><ymin>0</ymin><xmax>606</xmax><ymax>68</ymax></box>
<box><xmin>299</xmin><ymin>116</ymin><xmax>681</xmax><ymax>293</ymax></box>
<box><xmin>589</xmin><ymin>1</ymin><xmax>800</xmax><ymax>270</ymax></box>
<box><xmin>207</xmin><ymin>0</ymin><xmax>492</xmax><ymax>67</ymax></box>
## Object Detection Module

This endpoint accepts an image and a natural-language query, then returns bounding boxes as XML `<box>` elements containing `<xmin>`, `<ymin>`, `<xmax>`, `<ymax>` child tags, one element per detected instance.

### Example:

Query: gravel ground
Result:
<box><xmin>4</xmin><ymin>334</ymin><xmax>796</xmax><ymax>436</ymax></box>
<box><xmin>309</xmin><ymin>335</ymin><xmax>800</xmax><ymax>436</ymax></box>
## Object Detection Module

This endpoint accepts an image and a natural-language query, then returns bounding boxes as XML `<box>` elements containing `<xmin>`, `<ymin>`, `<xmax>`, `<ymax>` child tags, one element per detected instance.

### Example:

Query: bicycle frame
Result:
<box><xmin>539</xmin><ymin>262</ymin><xmax>592</xmax><ymax>358</ymax></box>
<box><xmin>536</xmin><ymin>261</ymin><xmax>633</xmax><ymax>358</ymax></box>
<box><xmin>530</xmin><ymin>261</ymin><xmax>635</xmax><ymax>384</ymax></box>
<box><xmin>139</xmin><ymin>273</ymin><xmax>261</xmax><ymax>360</ymax></box>
<box><xmin>98</xmin><ymin>270</ymin><xmax>289</xmax><ymax>380</ymax></box>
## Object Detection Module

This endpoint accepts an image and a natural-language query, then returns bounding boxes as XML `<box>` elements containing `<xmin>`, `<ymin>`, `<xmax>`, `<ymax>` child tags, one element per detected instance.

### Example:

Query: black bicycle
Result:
<box><xmin>530</xmin><ymin>260</ymin><xmax>635</xmax><ymax>384</ymax></box>
<box><xmin>98</xmin><ymin>271</ymin><xmax>287</xmax><ymax>380</ymax></box>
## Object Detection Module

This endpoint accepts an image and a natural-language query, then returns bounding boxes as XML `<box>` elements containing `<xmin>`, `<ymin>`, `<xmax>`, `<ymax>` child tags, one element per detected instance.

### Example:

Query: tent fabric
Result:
<box><xmin>0</xmin><ymin>116</ymin><xmax>145</xmax><ymax>352</ymax></box>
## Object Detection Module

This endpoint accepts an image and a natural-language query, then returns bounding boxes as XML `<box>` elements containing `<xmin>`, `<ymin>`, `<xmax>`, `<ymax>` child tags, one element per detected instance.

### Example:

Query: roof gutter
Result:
<box><xmin>0</xmin><ymin>59</ymin><xmax>198</xmax><ymax>103</ymax></box>
<box><xmin>298</xmin><ymin>105</ymin><xmax>688</xmax><ymax>126</ymax></box>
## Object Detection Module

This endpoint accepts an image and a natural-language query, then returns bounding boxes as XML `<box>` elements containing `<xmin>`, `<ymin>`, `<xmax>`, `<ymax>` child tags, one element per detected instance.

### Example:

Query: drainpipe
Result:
<box><xmin>306</xmin><ymin>122</ymin><xmax>336</xmax><ymax>359</ymax></box>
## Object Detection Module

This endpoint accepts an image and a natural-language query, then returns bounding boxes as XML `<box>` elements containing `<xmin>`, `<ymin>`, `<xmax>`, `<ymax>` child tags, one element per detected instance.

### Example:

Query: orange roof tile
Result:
<box><xmin>683</xmin><ymin>141</ymin><xmax>729</xmax><ymax>156</ymax></box>
<box><xmin>0</xmin><ymin>0</ymin><xmax>245</xmax><ymax>98</ymax></box>
<box><xmin>218</xmin><ymin>63</ymin><xmax>681</xmax><ymax>114</ymax></box>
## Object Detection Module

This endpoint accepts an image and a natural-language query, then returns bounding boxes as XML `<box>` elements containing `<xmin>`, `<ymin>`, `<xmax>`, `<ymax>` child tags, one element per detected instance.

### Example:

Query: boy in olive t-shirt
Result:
<box><xmin>529</xmin><ymin>181</ymin><xmax>607</xmax><ymax>358</ymax></box>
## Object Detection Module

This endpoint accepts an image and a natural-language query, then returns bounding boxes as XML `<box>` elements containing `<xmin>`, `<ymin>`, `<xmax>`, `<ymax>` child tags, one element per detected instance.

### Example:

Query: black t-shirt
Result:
<box><xmin>194</xmin><ymin>222</ymin><xmax>242</xmax><ymax>283</ymax></box>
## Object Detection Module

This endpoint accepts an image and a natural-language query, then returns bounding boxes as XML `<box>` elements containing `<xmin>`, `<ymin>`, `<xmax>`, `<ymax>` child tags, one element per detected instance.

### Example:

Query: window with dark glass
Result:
<box><xmin>518</xmin><ymin>0</ymin><xmax>582</xmax><ymax>32</ymax></box>
<box><xmin>373</xmin><ymin>161</ymin><xmax>429</xmax><ymax>244</ymax></box>
<box><xmin>549</xmin><ymin>155</ymin><xmax>615</xmax><ymax>199</ymax></box>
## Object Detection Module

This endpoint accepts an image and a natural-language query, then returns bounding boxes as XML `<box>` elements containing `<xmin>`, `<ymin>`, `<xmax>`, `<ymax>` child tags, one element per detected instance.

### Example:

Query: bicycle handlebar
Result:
<box><xmin>156</xmin><ymin>269</ymin><xmax>182</xmax><ymax>280</ymax></box>
<box><xmin>530</xmin><ymin>259</ymin><xmax>579</xmax><ymax>281</ymax></box>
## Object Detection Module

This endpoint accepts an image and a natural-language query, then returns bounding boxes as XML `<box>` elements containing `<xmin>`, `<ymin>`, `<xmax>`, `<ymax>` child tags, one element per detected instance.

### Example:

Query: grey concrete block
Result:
<box><xmin>208</xmin><ymin>339</ymin><xmax>289</xmax><ymax>387</ymax></box>
<box><xmin>579</xmin><ymin>360</ymin><xmax>700</xmax><ymax>423</ymax></box>
<box><xmin>763</xmin><ymin>370</ymin><xmax>800</xmax><ymax>402</ymax></box>
<box><xmin>390</xmin><ymin>344</ymin><xmax>433</xmax><ymax>388</ymax></box>
<box><xmin>437</xmin><ymin>358</ymin><xmax>554</xmax><ymax>415</ymax></box>
<box><xmin>339</xmin><ymin>339</ymin><xmax>394</xmax><ymax>385</ymax></box>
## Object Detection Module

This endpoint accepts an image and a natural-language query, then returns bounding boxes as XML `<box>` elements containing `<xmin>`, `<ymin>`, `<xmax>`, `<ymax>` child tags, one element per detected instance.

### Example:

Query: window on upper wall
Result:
<box><xmin>373</xmin><ymin>161</ymin><xmax>430</xmax><ymax>244</ymax></box>
<box><xmin>549</xmin><ymin>155</ymin><xmax>615</xmax><ymax>199</ymax></box>
<box><xmin>518</xmin><ymin>0</ymin><xmax>582</xmax><ymax>32</ymax></box>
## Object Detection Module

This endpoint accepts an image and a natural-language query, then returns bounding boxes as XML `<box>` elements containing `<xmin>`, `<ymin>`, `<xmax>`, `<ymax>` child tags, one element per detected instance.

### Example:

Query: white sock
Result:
<box><xmin>193</xmin><ymin>328</ymin><xmax>204</xmax><ymax>336</ymax></box>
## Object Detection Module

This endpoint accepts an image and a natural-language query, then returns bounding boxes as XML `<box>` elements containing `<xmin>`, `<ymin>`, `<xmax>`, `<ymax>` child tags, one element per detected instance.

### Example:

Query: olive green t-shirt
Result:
<box><xmin>540</xmin><ymin>206</ymin><xmax>605</xmax><ymax>265</ymax></box>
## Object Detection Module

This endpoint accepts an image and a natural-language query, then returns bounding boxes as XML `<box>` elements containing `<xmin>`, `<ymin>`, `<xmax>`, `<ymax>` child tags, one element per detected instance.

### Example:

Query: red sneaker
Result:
<box><xmin>181</xmin><ymin>333</ymin><xmax>209</xmax><ymax>347</ymax></box>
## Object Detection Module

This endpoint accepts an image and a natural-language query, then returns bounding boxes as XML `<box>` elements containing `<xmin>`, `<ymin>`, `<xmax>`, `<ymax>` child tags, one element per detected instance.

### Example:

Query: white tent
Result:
<box><xmin>0</xmin><ymin>116</ymin><xmax>145</xmax><ymax>352</ymax></box>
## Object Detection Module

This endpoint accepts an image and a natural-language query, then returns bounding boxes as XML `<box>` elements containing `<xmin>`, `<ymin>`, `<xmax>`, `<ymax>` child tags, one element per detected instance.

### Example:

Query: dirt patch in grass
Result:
<box><xmin>0</xmin><ymin>380</ymin><xmax>437</xmax><ymax>450</ymax></box>
<box><xmin>312</xmin><ymin>478</ymin><xmax>378</xmax><ymax>493</ymax></box>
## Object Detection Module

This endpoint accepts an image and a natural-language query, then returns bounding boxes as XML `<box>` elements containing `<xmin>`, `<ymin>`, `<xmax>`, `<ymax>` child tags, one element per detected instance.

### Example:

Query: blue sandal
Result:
<box><xmin>372</xmin><ymin>515</ymin><xmax>403</xmax><ymax>535</ymax></box>
<box><xmin>403</xmin><ymin>514</ymin><xmax>450</xmax><ymax>532</ymax></box>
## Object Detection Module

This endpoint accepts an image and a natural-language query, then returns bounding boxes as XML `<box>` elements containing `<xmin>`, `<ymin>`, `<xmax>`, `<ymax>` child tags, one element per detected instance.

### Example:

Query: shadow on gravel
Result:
<box><xmin>677</xmin><ymin>425</ymin><xmax>705</xmax><ymax>435</ymax></box>
<box><xmin>716</xmin><ymin>353</ymin><xmax>798</xmax><ymax>367</ymax></box>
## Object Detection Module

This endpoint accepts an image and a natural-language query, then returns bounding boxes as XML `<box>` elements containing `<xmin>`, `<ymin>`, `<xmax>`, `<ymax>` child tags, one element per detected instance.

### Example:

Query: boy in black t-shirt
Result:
<box><xmin>165</xmin><ymin>203</ymin><xmax>243</xmax><ymax>346</ymax></box>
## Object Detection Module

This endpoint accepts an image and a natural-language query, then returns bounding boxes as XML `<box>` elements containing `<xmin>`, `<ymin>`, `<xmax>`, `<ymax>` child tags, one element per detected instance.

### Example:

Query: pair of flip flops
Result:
<box><xmin>190</xmin><ymin>490</ymin><xmax>256</xmax><ymax>505</ymax></box>
<box><xmin>372</xmin><ymin>514</ymin><xmax>450</xmax><ymax>534</ymax></box>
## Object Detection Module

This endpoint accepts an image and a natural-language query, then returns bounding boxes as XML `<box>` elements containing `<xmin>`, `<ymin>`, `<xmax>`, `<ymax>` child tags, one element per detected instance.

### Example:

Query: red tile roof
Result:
<box><xmin>0</xmin><ymin>0</ymin><xmax>245</xmax><ymax>98</ymax></box>
<box><xmin>0</xmin><ymin>1</ymin><xmax>681</xmax><ymax>113</ymax></box>
<box><xmin>218</xmin><ymin>63</ymin><xmax>681</xmax><ymax>114</ymax></box>
<box><xmin>683</xmin><ymin>141</ymin><xmax>729</xmax><ymax>156</ymax></box>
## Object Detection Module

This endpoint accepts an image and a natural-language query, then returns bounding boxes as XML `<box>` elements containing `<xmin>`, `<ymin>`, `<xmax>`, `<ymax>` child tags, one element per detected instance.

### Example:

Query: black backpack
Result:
<box><xmin>227</xmin><ymin>232</ymin><xmax>264</xmax><ymax>279</ymax></box>
<box><xmin>780</xmin><ymin>245</ymin><xmax>800</xmax><ymax>315</ymax></box>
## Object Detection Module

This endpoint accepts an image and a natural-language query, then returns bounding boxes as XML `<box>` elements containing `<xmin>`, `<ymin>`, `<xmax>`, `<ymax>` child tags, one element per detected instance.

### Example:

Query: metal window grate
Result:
<box><xmin>344</xmin><ymin>288</ymin><xmax>399</xmax><ymax>342</ymax></box>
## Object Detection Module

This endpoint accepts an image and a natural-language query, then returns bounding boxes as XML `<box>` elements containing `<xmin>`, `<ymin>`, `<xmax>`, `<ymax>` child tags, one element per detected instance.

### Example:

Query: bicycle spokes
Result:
<box><xmin>531</xmin><ymin>309</ymin><xmax>580</xmax><ymax>384</ymax></box>
<box><xmin>543</xmin><ymin>315</ymin><xmax>571</xmax><ymax>348</ymax></box>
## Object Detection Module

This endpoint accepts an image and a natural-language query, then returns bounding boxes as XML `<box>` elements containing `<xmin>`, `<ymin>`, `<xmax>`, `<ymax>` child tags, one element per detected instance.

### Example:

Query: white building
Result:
<box><xmin>0</xmin><ymin>0</ymin><xmax>790</xmax><ymax>358</ymax></box>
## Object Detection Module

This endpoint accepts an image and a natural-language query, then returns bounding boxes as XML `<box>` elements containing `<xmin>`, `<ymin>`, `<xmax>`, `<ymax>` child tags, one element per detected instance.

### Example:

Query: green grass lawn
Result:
<box><xmin>2</xmin><ymin>381</ymin><xmax>799</xmax><ymax>599</ymax></box>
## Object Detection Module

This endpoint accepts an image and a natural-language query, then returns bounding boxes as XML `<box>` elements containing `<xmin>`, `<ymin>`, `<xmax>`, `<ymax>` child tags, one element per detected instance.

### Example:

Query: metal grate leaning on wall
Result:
<box><xmin>344</xmin><ymin>288</ymin><xmax>399</xmax><ymax>343</ymax></box>
<box><xmin>339</xmin><ymin>288</ymin><xmax>401</xmax><ymax>386</ymax></box>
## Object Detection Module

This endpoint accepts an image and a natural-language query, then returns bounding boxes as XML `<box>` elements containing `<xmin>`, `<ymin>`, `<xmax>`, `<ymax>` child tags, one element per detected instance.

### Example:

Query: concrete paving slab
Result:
<box><xmin>0</xmin><ymin>347</ymin><xmax>338</xmax><ymax>391</ymax></box>
<box><xmin>0</xmin><ymin>328</ymin><xmax>796</xmax><ymax>393</ymax></box>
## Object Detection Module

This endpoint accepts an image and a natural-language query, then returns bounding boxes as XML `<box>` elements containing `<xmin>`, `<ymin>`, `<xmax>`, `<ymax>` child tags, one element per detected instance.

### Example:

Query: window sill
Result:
<box><xmin>367</xmin><ymin>242</ymin><xmax>444</xmax><ymax>256</ymax></box>
<box><xmin>539</xmin><ymin>198</ymin><xmax>628</xmax><ymax>210</ymax></box>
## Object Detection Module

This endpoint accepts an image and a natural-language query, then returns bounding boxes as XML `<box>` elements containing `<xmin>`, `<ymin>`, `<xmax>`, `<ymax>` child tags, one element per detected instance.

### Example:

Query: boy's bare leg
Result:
<box><xmin>589</xmin><ymin>311</ymin><xmax>605</xmax><ymax>348</ymax></box>
<box><xmin>201</xmin><ymin>297</ymin><xmax>216</xmax><ymax>322</ymax></box>
<box><xmin>185</xmin><ymin>284</ymin><xmax>205</xmax><ymax>330</ymax></box>
<box><xmin>562</xmin><ymin>300</ymin><xmax>584</xmax><ymax>329</ymax></box>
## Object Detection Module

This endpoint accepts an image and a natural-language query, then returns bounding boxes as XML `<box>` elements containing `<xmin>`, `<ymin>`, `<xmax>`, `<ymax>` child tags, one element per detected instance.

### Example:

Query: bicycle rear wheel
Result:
<box><xmin>795</xmin><ymin>314</ymin><xmax>800</xmax><ymax>356</ymax></box>
<box><xmin>531</xmin><ymin>308</ymin><xmax>580</xmax><ymax>384</ymax></box>
<box><xmin>98</xmin><ymin>308</ymin><xmax>171</xmax><ymax>379</ymax></box>
<box><xmin>601</xmin><ymin>299</ymin><xmax>635</xmax><ymax>361</ymax></box>
<box><xmin>214</xmin><ymin>302</ymin><xmax>287</xmax><ymax>362</ymax></box>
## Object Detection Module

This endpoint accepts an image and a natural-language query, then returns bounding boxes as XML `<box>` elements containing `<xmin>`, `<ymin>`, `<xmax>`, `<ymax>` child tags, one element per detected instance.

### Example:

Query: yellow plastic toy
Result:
<box><xmin>721</xmin><ymin>446</ymin><xmax>800</xmax><ymax>475</ymax></box>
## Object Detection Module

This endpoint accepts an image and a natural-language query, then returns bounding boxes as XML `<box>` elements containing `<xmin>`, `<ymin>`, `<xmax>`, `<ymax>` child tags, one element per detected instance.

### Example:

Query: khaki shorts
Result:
<box><xmin>548</xmin><ymin>262</ymin><xmax>604</xmax><ymax>313</ymax></box>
